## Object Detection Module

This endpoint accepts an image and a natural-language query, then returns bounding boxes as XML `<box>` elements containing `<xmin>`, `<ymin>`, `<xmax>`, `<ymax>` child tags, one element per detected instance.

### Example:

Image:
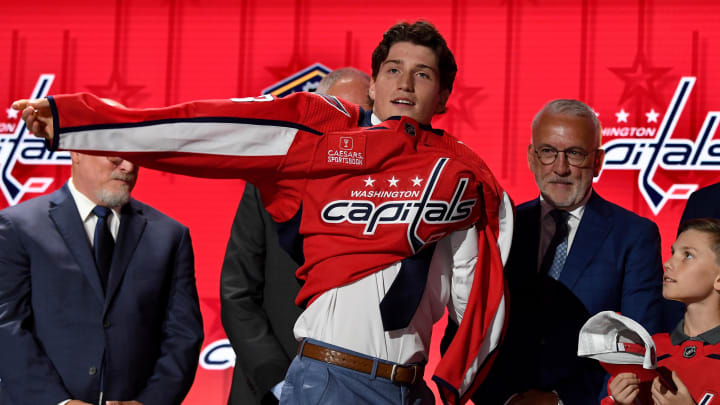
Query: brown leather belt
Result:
<box><xmin>298</xmin><ymin>341</ymin><xmax>423</xmax><ymax>385</ymax></box>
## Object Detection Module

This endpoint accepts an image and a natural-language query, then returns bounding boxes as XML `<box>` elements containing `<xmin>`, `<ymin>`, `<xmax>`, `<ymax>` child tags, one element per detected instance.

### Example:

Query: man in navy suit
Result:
<box><xmin>469</xmin><ymin>99</ymin><xmax>666</xmax><ymax>404</ymax></box>
<box><xmin>679</xmin><ymin>182</ymin><xmax>720</xmax><ymax>225</ymax></box>
<box><xmin>0</xmin><ymin>133</ymin><xmax>203</xmax><ymax>404</ymax></box>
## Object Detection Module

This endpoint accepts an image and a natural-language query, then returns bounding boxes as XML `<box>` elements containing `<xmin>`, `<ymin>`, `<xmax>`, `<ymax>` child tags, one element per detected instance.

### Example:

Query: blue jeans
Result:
<box><xmin>280</xmin><ymin>339</ymin><xmax>434</xmax><ymax>405</ymax></box>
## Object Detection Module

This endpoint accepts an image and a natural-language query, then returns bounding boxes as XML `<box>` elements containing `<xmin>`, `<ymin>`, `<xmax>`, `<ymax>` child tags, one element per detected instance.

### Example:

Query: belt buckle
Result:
<box><xmin>390</xmin><ymin>364</ymin><xmax>398</xmax><ymax>383</ymax></box>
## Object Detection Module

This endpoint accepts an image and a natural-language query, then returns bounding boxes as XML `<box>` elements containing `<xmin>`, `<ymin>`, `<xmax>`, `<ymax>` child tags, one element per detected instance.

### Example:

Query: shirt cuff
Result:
<box><xmin>58</xmin><ymin>400</ymin><xmax>71</xmax><ymax>405</ymax></box>
<box><xmin>271</xmin><ymin>381</ymin><xmax>285</xmax><ymax>400</ymax></box>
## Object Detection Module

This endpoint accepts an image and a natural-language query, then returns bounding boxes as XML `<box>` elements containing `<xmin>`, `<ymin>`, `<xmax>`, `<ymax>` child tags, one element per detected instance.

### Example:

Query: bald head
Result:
<box><xmin>316</xmin><ymin>67</ymin><xmax>371</xmax><ymax>110</ymax></box>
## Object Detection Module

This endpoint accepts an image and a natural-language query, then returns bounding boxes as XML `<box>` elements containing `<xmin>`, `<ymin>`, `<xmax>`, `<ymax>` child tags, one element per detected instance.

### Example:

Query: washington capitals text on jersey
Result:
<box><xmin>46</xmin><ymin>91</ymin><xmax>513</xmax><ymax>404</ymax></box>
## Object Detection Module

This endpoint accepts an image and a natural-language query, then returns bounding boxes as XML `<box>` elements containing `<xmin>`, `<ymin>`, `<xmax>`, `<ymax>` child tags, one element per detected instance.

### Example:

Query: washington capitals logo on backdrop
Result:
<box><xmin>1</xmin><ymin>74</ymin><xmax>71</xmax><ymax>208</ymax></box>
<box><xmin>199</xmin><ymin>339</ymin><xmax>235</xmax><ymax>370</ymax></box>
<box><xmin>598</xmin><ymin>77</ymin><xmax>720</xmax><ymax>215</ymax></box>
<box><xmin>262</xmin><ymin>63</ymin><xmax>331</xmax><ymax>97</ymax></box>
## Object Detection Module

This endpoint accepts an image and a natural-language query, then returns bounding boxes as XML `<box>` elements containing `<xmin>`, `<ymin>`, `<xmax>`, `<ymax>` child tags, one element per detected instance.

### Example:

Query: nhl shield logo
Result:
<box><xmin>683</xmin><ymin>345</ymin><xmax>697</xmax><ymax>359</ymax></box>
<box><xmin>404</xmin><ymin>122</ymin><xmax>416</xmax><ymax>136</ymax></box>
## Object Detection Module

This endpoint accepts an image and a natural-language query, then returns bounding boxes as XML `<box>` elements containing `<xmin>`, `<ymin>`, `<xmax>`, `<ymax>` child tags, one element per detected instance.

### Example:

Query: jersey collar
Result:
<box><xmin>670</xmin><ymin>319</ymin><xmax>720</xmax><ymax>345</ymax></box>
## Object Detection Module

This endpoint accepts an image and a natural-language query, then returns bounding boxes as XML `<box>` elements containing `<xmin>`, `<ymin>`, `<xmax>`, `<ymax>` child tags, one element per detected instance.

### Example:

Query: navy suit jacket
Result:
<box><xmin>0</xmin><ymin>184</ymin><xmax>203</xmax><ymax>405</ymax></box>
<box><xmin>472</xmin><ymin>191</ymin><xmax>666</xmax><ymax>404</ymax></box>
<box><xmin>680</xmin><ymin>182</ymin><xmax>720</xmax><ymax>226</ymax></box>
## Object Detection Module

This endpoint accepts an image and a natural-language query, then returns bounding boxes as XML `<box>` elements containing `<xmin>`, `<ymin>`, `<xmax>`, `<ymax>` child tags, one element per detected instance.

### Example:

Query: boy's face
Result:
<box><xmin>663</xmin><ymin>229</ymin><xmax>720</xmax><ymax>304</ymax></box>
<box><xmin>369</xmin><ymin>41</ymin><xmax>449</xmax><ymax>125</ymax></box>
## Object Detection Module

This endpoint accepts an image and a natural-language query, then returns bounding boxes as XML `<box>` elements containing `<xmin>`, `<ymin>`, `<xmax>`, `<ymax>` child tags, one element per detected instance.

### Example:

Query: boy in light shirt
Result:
<box><xmin>606</xmin><ymin>218</ymin><xmax>720</xmax><ymax>405</ymax></box>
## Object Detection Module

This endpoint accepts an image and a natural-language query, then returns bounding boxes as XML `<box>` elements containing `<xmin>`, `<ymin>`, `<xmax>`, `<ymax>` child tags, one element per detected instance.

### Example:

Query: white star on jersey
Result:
<box><xmin>387</xmin><ymin>177</ymin><xmax>399</xmax><ymax>187</ymax></box>
<box><xmin>646</xmin><ymin>109</ymin><xmax>660</xmax><ymax>123</ymax></box>
<box><xmin>364</xmin><ymin>176</ymin><xmax>376</xmax><ymax>187</ymax></box>
<box><xmin>411</xmin><ymin>176</ymin><xmax>423</xmax><ymax>187</ymax></box>
<box><xmin>616</xmin><ymin>109</ymin><xmax>629</xmax><ymax>123</ymax></box>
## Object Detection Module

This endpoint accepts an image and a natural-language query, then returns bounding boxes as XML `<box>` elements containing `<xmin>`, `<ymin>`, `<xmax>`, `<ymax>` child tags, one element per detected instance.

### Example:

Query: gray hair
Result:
<box><xmin>532</xmin><ymin>99</ymin><xmax>602</xmax><ymax>147</ymax></box>
<box><xmin>316</xmin><ymin>67</ymin><xmax>370</xmax><ymax>94</ymax></box>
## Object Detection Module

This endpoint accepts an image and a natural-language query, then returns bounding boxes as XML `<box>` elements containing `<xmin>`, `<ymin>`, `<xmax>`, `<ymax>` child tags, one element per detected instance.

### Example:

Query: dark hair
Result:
<box><xmin>678</xmin><ymin>218</ymin><xmax>720</xmax><ymax>265</ymax></box>
<box><xmin>371</xmin><ymin>21</ymin><xmax>457</xmax><ymax>93</ymax></box>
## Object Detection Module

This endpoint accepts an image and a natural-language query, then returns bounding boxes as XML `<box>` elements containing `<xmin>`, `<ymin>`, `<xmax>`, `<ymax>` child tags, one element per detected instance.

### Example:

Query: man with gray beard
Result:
<box><xmin>0</xmin><ymin>101</ymin><xmax>203</xmax><ymax>405</ymax></box>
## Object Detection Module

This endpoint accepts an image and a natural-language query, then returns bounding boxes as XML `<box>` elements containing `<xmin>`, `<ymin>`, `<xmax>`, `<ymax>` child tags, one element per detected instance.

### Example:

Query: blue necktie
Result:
<box><xmin>92</xmin><ymin>206</ymin><xmax>115</xmax><ymax>291</ymax></box>
<box><xmin>379</xmin><ymin>244</ymin><xmax>436</xmax><ymax>331</ymax></box>
<box><xmin>541</xmin><ymin>209</ymin><xmax>569</xmax><ymax>280</ymax></box>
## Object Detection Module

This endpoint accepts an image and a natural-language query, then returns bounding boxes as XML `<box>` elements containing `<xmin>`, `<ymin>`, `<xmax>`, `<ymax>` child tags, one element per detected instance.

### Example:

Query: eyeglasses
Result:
<box><xmin>533</xmin><ymin>146</ymin><xmax>596</xmax><ymax>167</ymax></box>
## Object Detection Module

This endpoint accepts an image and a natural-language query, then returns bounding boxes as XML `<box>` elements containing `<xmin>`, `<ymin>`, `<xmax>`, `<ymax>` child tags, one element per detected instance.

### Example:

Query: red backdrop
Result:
<box><xmin>2</xmin><ymin>1</ymin><xmax>720</xmax><ymax>403</ymax></box>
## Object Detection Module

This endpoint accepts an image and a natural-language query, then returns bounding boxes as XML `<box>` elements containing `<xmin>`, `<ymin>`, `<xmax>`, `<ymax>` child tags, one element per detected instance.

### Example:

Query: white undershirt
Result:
<box><xmin>67</xmin><ymin>178</ymin><xmax>121</xmax><ymax>243</ymax></box>
<box><xmin>294</xmin><ymin>226</ymin><xmax>479</xmax><ymax>364</ymax></box>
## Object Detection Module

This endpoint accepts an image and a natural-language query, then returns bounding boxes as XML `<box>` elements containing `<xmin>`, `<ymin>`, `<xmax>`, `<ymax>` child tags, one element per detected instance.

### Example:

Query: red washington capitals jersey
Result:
<box><xmin>47</xmin><ymin>91</ymin><xmax>511</xmax><ymax>404</ymax></box>
<box><xmin>652</xmin><ymin>332</ymin><xmax>720</xmax><ymax>404</ymax></box>
<box><xmin>604</xmin><ymin>330</ymin><xmax>720</xmax><ymax>404</ymax></box>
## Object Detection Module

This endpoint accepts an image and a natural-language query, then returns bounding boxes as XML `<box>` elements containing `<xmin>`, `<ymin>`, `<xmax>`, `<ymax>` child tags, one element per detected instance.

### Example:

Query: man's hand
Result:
<box><xmin>106</xmin><ymin>401</ymin><xmax>144</xmax><ymax>405</ymax></box>
<box><xmin>608</xmin><ymin>372</ymin><xmax>640</xmax><ymax>405</ymax></box>
<box><xmin>507</xmin><ymin>389</ymin><xmax>560</xmax><ymax>405</ymax></box>
<box><xmin>11</xmin><ymin>98</ymin><xmax>54</xmax><ymax>142</ymax></box>
<box><xmin>650</xmin><ymin>371</ymin><xmax>695</xmax><ymax>405</ymax></box>
<box><xmin>67</xmin><ymin>401</ymin><xmax>93</xmax><ymax>405</ymax></box>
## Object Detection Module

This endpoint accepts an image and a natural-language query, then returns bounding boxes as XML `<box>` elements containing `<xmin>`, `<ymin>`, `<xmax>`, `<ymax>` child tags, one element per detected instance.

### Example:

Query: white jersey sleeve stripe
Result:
<box><xmin>459</xmin><ymin>292</ymin><xmax>506</xmax><ymax>393</ymax></box>
<box><xmin>58</xmin><ymin>122</ymin><xmax>299</xmax><ymax>157</ymax></box>
<box><xmin>497</xmin><ymin>191</ymin><xmax>514</xmax><ymax>265</ymax></box>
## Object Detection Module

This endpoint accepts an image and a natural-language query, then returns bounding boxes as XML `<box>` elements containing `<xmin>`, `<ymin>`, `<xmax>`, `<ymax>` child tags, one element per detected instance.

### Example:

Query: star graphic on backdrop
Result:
<box><xmin>265</xmin><ymin>55</ymin><xmax>307</xmax><ymax>81</ymax></box>
<box><xmin>646</xmin><ymin>109</ymin><xmax>660</xmax><ymax>123</ymax></box>
<box><xmin>6</xmin><ymin>107</ymin><xmax>19</xmax><ymax>120</ymax></box>
<box><xmin>411</xmin><ymin>176</ymin><xmax>423</xmax><ymax>187</ymax></box>
<box><xmin>615</xmin><ymin>109</ymin><xmax>629</xmax><ymax>123</ymax></box>
<box><xmin>608</xmin><ymin>53</ymin><xmax>672</xmax><ymax>107</ymax></box>
<box><xmin>443</xmin><ymin>84</ymin><xmax>484</xmax><ymax>129</ymax></box>
<box><xmin>364</xmin><ymin>176</ymin><xmax>376</xmax><ymax>187</ymax></box>
<box><xmin>387</xmin><ymin>177</ymin><xmax>399</xmax><ymax>187</ymax></box>
<box><xmin>87</xmin><ymin>70</ymin><xmax>146</xmax><ymax>107</ymax></box>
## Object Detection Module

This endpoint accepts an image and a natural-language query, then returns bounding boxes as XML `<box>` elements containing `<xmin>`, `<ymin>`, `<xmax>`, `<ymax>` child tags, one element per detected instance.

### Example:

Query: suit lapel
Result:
<box><xmin>104</xmin><ymin>200</ymin><xmax>147</xmax><ymax>312</ymax></box>
<box><xmin>560</xmin><ymin>191</ymin><xmax>613</xmax><ymax>289</ymax></box>
<box><xmin>517</xmin><ymin>199</ymin><xmax>541</xmax><ymax>274</ymax></box>
<box><xmin>507</xmin><ymin>199</ymin><xmax>541</xmax><ymax>279</ymax></box>
<box><xmin>49</xmin><ymin>184</ymin><xmax>105</xmax><ymax>302</ymax></box>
